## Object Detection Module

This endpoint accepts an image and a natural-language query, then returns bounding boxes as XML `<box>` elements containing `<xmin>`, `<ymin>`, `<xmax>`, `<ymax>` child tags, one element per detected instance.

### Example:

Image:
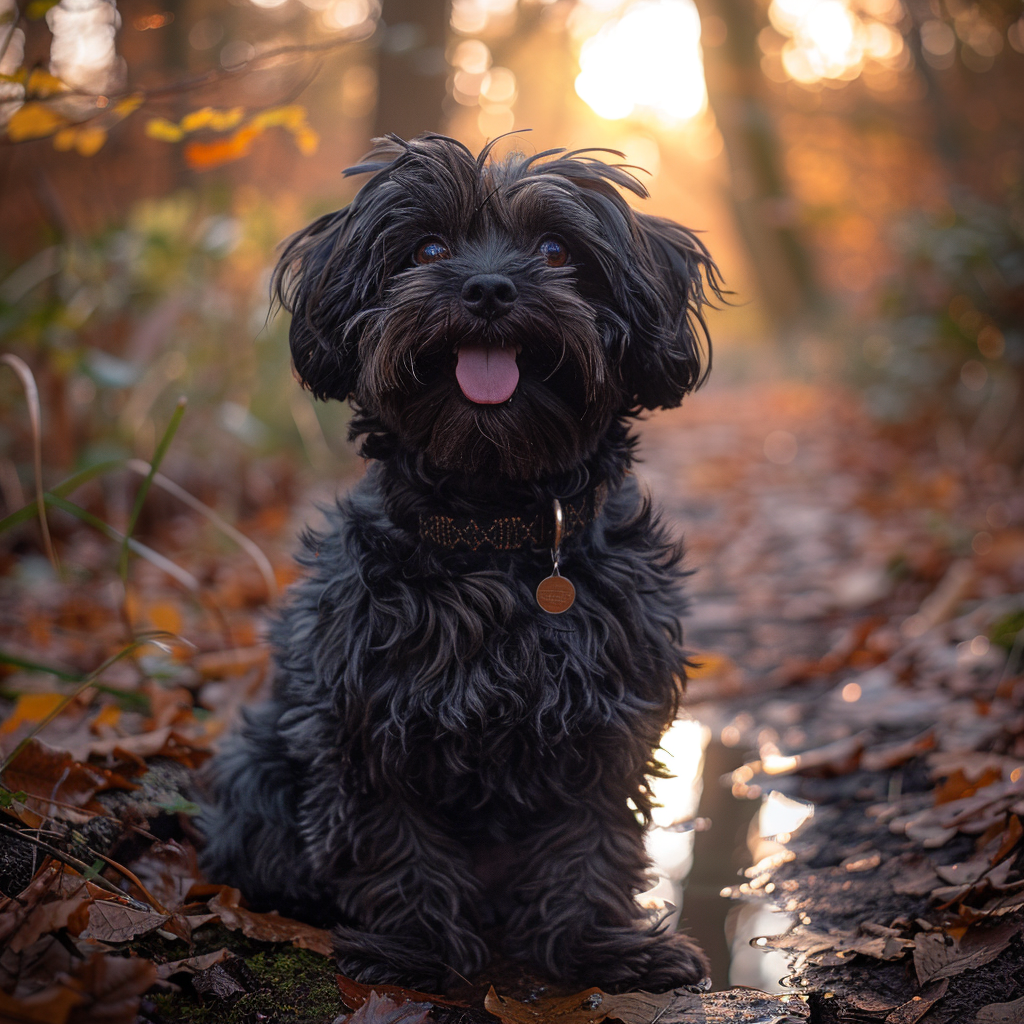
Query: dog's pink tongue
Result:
<box><xmin>455</xmin><ymin>345</ymin><xmax>519</xmax><ymax>404</ymax></box>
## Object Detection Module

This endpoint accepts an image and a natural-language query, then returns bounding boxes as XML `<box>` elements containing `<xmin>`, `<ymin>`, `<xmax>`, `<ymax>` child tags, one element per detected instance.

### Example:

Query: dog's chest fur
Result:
<box><xmin>266</xmin><ymin>468</ymin><xmax>687</xmax><ymax>840</ymax></box>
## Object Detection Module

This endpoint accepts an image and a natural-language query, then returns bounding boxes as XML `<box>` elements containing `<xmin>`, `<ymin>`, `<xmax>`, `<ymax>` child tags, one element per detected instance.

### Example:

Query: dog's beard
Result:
<box><xmin>357</xmin><ymin>275</ymin><xmax>622</xmax><ymax>479</ymax></box>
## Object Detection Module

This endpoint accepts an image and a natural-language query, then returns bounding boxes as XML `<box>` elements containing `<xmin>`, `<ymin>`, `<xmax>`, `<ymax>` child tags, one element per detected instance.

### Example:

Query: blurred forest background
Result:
<box><xmin>1</xmin><ymin>0</ymin><xmax>1022</xmax><ymax>500</ymax></box>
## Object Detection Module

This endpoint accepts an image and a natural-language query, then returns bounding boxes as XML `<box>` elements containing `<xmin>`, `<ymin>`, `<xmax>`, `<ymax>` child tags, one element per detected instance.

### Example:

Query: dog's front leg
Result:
<box><xmin>504</xmin><ymin>802</ymin><xmax>708</xmax><ymax>992</ymax></box>
<box><xmin>326</xmin><ymin>795</ymin><xmax>489</xmax><ymax>990</ymax></box>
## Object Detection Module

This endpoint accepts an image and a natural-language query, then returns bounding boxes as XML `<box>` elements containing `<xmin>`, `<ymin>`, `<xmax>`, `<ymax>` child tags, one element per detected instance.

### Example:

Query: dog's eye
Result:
<box><xmin>539</xmin><ymin>238</ymin><xmax>568</xmax><ymax>267</ymax></box>
<box><xmin>414</xmin><ymin>239</ymin><xmax>451</xmax><ymax>265</ymax></box>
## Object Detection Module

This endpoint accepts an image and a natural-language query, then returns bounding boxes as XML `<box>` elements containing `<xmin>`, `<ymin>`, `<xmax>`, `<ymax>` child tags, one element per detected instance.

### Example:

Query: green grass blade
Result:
<box><xmin>0</xmin><ymin>631</ymin><xmax>179</xmax><ymax>773</ymax></box>
<box><xmin>0</xmin><ymin>650</ymin><xmax>81</xmax><ymax>682</ymax></box>
<box><xmin>119</xmin><ymin>397</ymin><xmax>186</xmax><ymax>579</ymax></box>
<box><xmin>45</xmin><ymin>493</ymin><xmax>199</xmax><ymax>592</ymax></box>
<box><xmin>0</xmin><ymin>459</ymin><xmax>124</xmax><ymax>535</ymax></box>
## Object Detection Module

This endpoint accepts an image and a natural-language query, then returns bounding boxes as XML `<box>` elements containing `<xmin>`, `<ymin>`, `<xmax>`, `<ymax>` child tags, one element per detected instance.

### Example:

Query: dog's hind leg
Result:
<box><xmin>503</xmin><ymin>801</ymin><xmax>709</xmax><ymax>992</ymax></box>
<box><xmin>198</xmin><ymin>700</ymin><xmax>329</xmax><ymax>925</ymax></box>
<box><xmin>324</xmin><ymin>795</ymin><xmax>490</xmax><ymax>990</ymax></box>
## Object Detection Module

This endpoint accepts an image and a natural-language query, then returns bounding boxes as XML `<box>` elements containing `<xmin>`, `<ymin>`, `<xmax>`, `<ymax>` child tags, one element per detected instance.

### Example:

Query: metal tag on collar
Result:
<box><xmin>536</xmin><ymin>498</ymin><xmax>576</xmax><ymax>614</ymax></box>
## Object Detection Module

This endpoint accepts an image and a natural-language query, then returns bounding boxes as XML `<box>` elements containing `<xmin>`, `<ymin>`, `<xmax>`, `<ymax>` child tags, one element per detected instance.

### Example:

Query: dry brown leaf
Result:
<box><xmin>975</xmin><ymin>995</ymin><xmax>1024</xmax><ymax>1023</ymax></box>
<box><xmin>483</xmin><ymin>986</ymin><xmax>688</xmax><ymax>1024</ymax></box>
<box><xmin>884</xmin><ymin>978</ymin><xmax>948</xmax><ymax>1024</ymax></box>
<box><xmin>485</xmin><ymin>986</ymin><xmax>610</xmax><ymax>1024</ymax></box>
<box><xmin>0</xmin><ymin>863</ymin><xmax>61</xmax><ymax>948</ymax></box>
<box><xmin>335</xmin><ymin>974</ymin><xmax>467</xmax><ymax>1009</ymax></box>
<box><xmin>127</xmin><ymin>840</ymin><xmax>201</xmax><ymax>912</ymax></box>
<box><xmin>935</xmin><ymin>768</ymin><xmax>1003</xmax><ymax>806</ymax></box>
<box><xmin>79</xmin><ymin>901</ymin><xmax>169</xmax><ymax>943</ymax></box>
<box><xmin>1</xmin><ymin>740</ymin><xmax>137</xmax><ymax>822</ymax></box>
<box><xmin>891</xmin><ymin>855</ymin><xmax>941</xmax><ymax>896</ymax></box>
<box><xmin>6</xmin><ymin>890</ymin><xmax>94</xmax><ymax>954</ymax></box>
<box><xmin>155</xmin><ymin>948</ymin><xmax>234</xmax><ymax>981</ymax></box>
<box><xmin>861</xmin><ymin>730</ymin><xmax>935</xmax><ymax>772</ymax></box>
<box><xmin>206</xmin><ymin>886</ymin><xmax>332</xmax><ymax>956</ymax></box>
<box><xmin>340</xmin><ymin>991</ymin><xmax>432</xmax><ymax>1024</ymax></box>
<box><xmin>0</xmin><ymin>982</ymin><xmax>84</xmax><ymax>1024</ymax></box>
<box><xmin>913</xmin><ymin>920</ymin><xmax>1022</xmax><ymax>985</ymax></box>
<box><xmin>65</xmin><ymin>953</ymin><xmax>158</xmax><ymax>1024</ymax></box>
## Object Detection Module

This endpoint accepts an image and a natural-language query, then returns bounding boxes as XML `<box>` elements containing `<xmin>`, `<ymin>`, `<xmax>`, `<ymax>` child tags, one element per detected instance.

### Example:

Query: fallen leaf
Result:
<box><xmin>0</xmin><ymin>983</ymin><xmax>84</xmax><ymax>1023</ymax></box>
<box><xmin>207</xmin><ymin>887</ymin><xmax>333</xmax><ymax>956</ymax></box>
<box><xmin>891</xmin><ymin>855</ymin><xmax>940</xmax><ymax>896</ymax></box>
<box><xmin>66</xmin><ymin>953</ymin><xmax>158</xmax><ymax>1024</ymax></box>
<box><xmin>336</xmin><ymin>974</ymin><xmax>467</xmax><ymax>1010</ymax></box>
<box><xmin>976</xmin><ymin>995</ymin><xmax>1024</xmax><ymax>1023</ymax></box>
<box><xmin>935</xmin><ymin>768</ymin><xmax>1002</xmax><ymax>805</ymax></box>
<box><xmin>79</xmin><ymin>901</ymin><xmax>169</xmax><ymax>943</ymax></box>
<box><xmin>1</xmin><ymin>740</ymin><xmax>137</xmax><ymax>823</ymax></box>
<box><xmin>0</xmin><ymin>694</ymin><xmax>66</xmax><ymax>736</ymax></box>
<box><xmin>485</xmin><ymin>986</ymin><xmax>610</xmax><ymax>1024</ymax></box>
<box><xmin>339</xmin><ymin>991</ymin><xmax>432</xmax><ymax>1024</ymax></box>
<box><xmin>885</xmin><ymin>978</ymin><xmax>948</xmax><ymax>1024</ymax></box>
<box><xmin>861</xmin><ymin>729</ymin><xmax>935</xmax><ymax>771</ymax></box>
<box><xmin>155</xmin><ymin>948</ymin><xmax>234</xmax><ymax>980</ymax></box>
<box><xmin>913</xmin><ymin>920</ymin><xmax>1022</xmax><ymax>985</ymax></box>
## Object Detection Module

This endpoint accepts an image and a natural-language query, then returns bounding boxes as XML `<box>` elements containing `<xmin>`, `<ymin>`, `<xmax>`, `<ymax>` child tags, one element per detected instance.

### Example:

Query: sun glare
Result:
<box><xmin>575</xmin><ymin>0</ymin><xmax>709</xmax><ymax>124</ymax></box>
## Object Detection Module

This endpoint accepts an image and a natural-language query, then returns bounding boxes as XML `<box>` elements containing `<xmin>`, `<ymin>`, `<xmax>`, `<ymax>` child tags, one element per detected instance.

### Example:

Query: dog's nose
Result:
<box><xmin>461</xmin><ymin>274</ymin><xmax>518</xmax><ymax>319</ymax></box>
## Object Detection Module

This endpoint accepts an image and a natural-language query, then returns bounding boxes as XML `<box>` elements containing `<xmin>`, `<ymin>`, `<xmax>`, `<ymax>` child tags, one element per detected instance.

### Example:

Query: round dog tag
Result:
<box><xmin>536</xmin><ymin>574</ymin><xmax>575</xmax><ymax>614</ymax></box>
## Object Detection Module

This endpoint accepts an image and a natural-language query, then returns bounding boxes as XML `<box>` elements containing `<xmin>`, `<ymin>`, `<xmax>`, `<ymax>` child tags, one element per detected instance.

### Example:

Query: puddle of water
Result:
<box><xmin>643</xmin><ymin>731</ymin><xmax>803</xmax><ymax>991</ymax></box>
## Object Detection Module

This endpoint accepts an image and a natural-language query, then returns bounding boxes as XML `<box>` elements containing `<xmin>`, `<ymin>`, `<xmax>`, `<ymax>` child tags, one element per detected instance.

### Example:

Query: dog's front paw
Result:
<box><xmin>333</xmin><ymin>924</ymin><xmax>488</xmax><ymax>992</ymax></box>
<box><xmin>572</xmin><ymin>930</ymin><xmax>709</xmax><ymax>994</ymax></box>
<box><xmin>631</xmin><ymin>932</ymin><xmax>710</xmax><ymax>993</ymax></box>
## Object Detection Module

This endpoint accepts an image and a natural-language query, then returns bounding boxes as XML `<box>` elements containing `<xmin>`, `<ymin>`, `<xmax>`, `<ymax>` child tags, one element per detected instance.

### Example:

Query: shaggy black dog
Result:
<box><xmin>200</xmin><ymin>133</ymin><xmax>722</xmax><ymax>993</ymax></box>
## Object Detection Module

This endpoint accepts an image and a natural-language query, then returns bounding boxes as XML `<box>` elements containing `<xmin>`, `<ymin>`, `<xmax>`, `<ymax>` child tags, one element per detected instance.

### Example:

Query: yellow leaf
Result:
<box><xmin>0</xmin><ymin>693</ymin><xmax>66</xmax><ymax>736</ymax></box>
<box><xmin>252</xmin><ymin>104</ymin><xmax>305</xmax><ymax>130</ymax></box>
<box><xmin>26</xmin><ymin>68</ymin><xmax>68</xmax><ymax>98</ymax></box>
<box><xmin>0</xmin><ymin>69</ymin><xmax>27</xmax><ymax>84</ymax></box>
<box><xmin>179</xmin><ymin>106</ymin><xmax>214</xmax><ymax>132</ymax></box>
<box><xmin>179</xmin><ymin>105</ymin><xmax>245</xmax><ymax>133</ymax></box>
<box><xmin>113</xmin><ymin>92</ymin><xmax>144</xmax><ymax>118</ymax></box>
<box><xmin>25</xmin><ymin>0</ymin><xmax>60</xmax><ymax>19</ymax></box>
<box><xmin>53</xmin><ymin>127</ymin><xmax>77</xmax><ymax>150</ymax></box>
<box><xmin>73</xmin><ymin>126</ymin><xmax>107</xmax><ymax>155</ymax></box>
<box><xmin>52</xmin><ymin>125</ymin><xmax>107</xmax><ymax>155</ymax></box>
<box><xmin>145</xmin><ymin>117</ymin><xmax>184</xmax><ymax>142</ymax></box>
<box><xmin>6</xmin><ymin>102</ymin><xmax>68</xmax><ymax>141</ymax></box>
<box><xmin>293</xmin><ymin>124</ymin><xmax>319</xmax><ymax>156</ymax></box>
<box><xmin>207</xmin><ymin>106</ymin><xmax>245</xmax><ymax>131</ymax></box>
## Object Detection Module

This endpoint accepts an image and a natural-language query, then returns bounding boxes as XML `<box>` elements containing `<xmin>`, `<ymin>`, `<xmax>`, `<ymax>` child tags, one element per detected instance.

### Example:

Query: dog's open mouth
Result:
<box><xmin>455</xmin><ymin>344</ymin><xmax>520</xmax><ymax>404</ymax></box>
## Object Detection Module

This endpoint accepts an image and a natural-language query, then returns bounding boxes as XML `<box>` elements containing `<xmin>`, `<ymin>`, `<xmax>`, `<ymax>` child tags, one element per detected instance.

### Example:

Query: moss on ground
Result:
<box><xmin>149</xmin><ymin>944</ymin><xmax>343</xmax><ymax>1024</ymax></box>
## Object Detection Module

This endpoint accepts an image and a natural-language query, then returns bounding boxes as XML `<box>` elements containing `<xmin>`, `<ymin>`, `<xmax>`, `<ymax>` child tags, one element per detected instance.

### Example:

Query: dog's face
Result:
<box><xmin>275</xmin><ymin>134</ymin><xmax>719</xmax><ymax>480</ymax></box>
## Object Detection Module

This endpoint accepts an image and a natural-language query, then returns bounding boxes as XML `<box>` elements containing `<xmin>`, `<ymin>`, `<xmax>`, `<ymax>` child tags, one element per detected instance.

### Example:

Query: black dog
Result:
<box><xmin>200</xmin><ymin>134</ymin><xmax>721</xmax><ymax>993</ymax></box>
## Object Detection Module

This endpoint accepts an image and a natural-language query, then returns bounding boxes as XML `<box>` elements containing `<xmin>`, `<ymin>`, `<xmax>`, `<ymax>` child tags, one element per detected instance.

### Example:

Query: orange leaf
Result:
<box><xmin>146</xmin><ymin>601</ymin><xmax>183</xmax><ymax>635</ymax></box>
<box><xmin>0</xmin><ymin>693</ymin><xmax>66</xmax><ymax>736</ymax></box>
<box><xmin>6</xmin><ymin>102</ymin><xmax>68</xmax><ymax>141</ymax></box>
<box><xmin>183</xmin><ymin>123</ymin><xmax>262</xmax><ymax>169</ymax></box>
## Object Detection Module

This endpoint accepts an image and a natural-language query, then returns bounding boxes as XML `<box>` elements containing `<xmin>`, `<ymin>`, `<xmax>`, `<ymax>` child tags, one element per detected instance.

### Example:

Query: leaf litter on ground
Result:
<box><xmin>1</xmin><ymin>381</ymin><xmax>1021</xmax><ymax>1022</ymax></box>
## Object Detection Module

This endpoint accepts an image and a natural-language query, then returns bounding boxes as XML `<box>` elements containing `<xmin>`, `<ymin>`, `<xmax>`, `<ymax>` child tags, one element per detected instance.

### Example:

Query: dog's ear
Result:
<box><xmin>272</xmin><ymin>207</ymin><xmax>363</xmax><ymax>402</ymax></box>
<box><xmin>619</xmin><ymin>212</ymin><xmax>720</xmax><ymax>410</ymax></box>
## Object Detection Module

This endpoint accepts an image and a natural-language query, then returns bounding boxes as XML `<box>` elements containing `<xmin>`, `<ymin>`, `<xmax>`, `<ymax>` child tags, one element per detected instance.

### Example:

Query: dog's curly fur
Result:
<box><xmin>199</xmin><ymin>134</ymin><xmax>722</xmax><ymax>992</ymax></box>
